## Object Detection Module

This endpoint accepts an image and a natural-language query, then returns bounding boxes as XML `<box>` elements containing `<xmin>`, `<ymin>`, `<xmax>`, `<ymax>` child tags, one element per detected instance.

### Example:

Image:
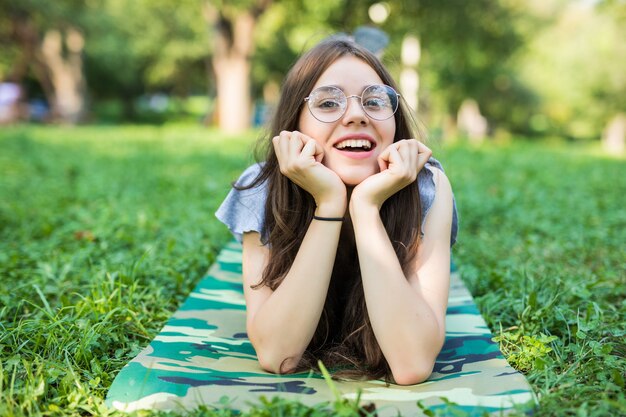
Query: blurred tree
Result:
<box><xmin>0</xmin><ymin>0</ymin><xmax>89</xmax><ymax>123</ymax></box>
<box><xmin>378</xmin><ymin>0</ymin><xmax>539</xmax><ymax>136</ymax></box>
<box><xmin>251</xmin><ymin>0</ymin><xmax>537</xmax><ymax>136</ymax></box>
<box><xmin>83</xmin><ymin>0</ymin><xmax>209</xmax><ymax>120</ymax></box>
<box><xmin>204</xmin><ymin>0</ymin><xmax>272</xmax><ymax>133</ymax></box>
<box><xmin>2</xmin><ymin>0</ymin><xmax>621</xmax><ymax>138</ymax></box>
<box><xmin>519</xmin><ymin>0</ymin><xmax>626</xmax><ymax>139</ymax></box>
<box><xmin>251</xmin><ymin>0</ymin><xmax>350</xmax><ymax>124</ymax></box>
<box><xmin>0</xmin><ymin>0</ymin><xmax>209</xmax><ymax>122</ymax></box>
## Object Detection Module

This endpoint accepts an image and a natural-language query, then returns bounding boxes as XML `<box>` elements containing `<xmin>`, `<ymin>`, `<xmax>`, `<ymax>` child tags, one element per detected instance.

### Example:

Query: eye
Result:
<box><xmin>313</xmin><ymin>97</ymin><xmax>344</xmax><ymax>113</ymax></box>
<box><xmin>363</xmin><ymin>96</ymin><xmax>389</xmax><ymax>110</ymax></box>
<box><xmin>317</xmin><ymin>99</ymin><xmax>341</xmax><ymax>109</ymax></box>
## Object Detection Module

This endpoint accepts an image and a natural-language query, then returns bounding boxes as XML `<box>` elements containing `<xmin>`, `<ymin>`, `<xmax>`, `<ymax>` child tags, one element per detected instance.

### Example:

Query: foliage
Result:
<box><xmin>2</xmin><ymin>0</ymin><xmax>625</xmax><ymax>136</ymax></box>
<box><xmin>0</xmin><ymin>0</ymin><xmax>209</xmax><ymax>120</ymax></box>
<box><xmin>0</xmin><ymin>0</ymin><xmax>91</xmax><ymax>82</ymax></box>
<box><xmin>252</xmin><ymin>0</ymin><xmax>371</xmax><ymax>99</ymax></box>
<box><xmin>384</xmin><ymin>0</ymin><xmax>535</xmax><ymax>128</ymax></box>
<box><xmin>493</xmin><ymin>330</ymin><xmax>557</xmax><ymax>373</ymax></box>
<box><xmin>83</xmin><ymin>0</ymin><xmax>209</xmax><ymax>102</ymax></box>
<box><xmin>519</xmin><ymin>0</ymin><xmax>626</xmax><ymax>139</ymax></box>
<box><xmin>1</xmin><ymin>127</ymin><xmax>625</xmax><ymax>416</ymax></box>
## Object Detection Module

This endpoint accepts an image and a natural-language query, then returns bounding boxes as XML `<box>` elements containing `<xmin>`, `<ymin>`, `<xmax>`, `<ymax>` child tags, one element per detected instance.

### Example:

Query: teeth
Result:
<box><xmin>335</xmin><ymin>139</ymin><xmax>372</xmax><ymax>150</ymax></box>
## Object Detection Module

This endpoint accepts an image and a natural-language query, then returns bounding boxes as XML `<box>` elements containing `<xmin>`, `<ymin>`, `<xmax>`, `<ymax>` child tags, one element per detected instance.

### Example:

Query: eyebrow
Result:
<box><xmin>315</xmin><ymin>84</ymin><xmax>376</xmax><ymax>92</ymax></box>
<box><xmin>317</xmin><ymin>84</ymin><xmax>343</xmax><ymax>91</ymax></box>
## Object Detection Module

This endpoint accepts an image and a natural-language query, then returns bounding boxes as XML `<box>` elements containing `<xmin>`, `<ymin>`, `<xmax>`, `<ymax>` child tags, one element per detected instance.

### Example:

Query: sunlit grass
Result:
<box><xmin>1</xmin><ymin>126</ymin><xmax>625</xmax><ymax>416</ymax></box>
<box><xmin>442</xmin><ymin>138</ymin><xmax>626</xmax><ymax>416</ymax></box>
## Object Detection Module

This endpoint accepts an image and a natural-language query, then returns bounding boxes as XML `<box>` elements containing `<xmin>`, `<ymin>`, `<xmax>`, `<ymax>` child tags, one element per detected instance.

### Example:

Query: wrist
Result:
<box><xmin>349</xmin><ymin>188</ymin><xmax>382</xmax><ymax>213</ymax></box>
<box><xmin>348</xmin><ymin>196</ymin><xmax>380</xmax><ymax>222</ymax></box>
<box><xmin>315</xmin><ymin>198</ymin><xmax>347</xmax><ymax>218</ymax></box>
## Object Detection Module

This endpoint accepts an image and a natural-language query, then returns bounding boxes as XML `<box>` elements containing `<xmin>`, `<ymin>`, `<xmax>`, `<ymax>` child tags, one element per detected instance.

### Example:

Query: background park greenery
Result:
<box><xmin>1</xmin><ymin>0</ymin><xmax>625</xmax><ymax>416</ymax></box>
<box><xmin>1</xmin><ymin>0</ymin><xmax>625</xmax><ymax>138</ymax></box>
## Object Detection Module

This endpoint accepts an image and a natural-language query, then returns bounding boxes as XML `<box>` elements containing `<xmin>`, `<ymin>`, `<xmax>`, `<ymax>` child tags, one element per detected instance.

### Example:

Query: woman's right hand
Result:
<box><xmin>273</xmin><ymin>130</ymin><xmax>346</xmax><ymax>214</ymax></box>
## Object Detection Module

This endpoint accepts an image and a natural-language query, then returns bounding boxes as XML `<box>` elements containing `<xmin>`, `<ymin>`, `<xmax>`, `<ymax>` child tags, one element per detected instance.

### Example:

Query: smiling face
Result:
<box><xmin>298</xmin><ymin>56</ymin><xmax>396</xmax><ymax>186</ymax></box>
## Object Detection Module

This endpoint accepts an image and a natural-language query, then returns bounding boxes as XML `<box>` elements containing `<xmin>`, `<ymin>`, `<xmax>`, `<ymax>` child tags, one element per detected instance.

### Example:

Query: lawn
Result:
<box><xmin>1</xmin><ymin>125</ymin><xmax>624</xmax><ymax>416</ymax></box>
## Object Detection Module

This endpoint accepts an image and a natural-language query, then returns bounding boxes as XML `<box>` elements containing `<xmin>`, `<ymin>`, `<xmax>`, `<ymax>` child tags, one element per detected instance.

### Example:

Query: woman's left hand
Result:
<box><xmin>351</xmin><ymin>139</ymin><xmax>432</xmax><ymax>210</ymax></box>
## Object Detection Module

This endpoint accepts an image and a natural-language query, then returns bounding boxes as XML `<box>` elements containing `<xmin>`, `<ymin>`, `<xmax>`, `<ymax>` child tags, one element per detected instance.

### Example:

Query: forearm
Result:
<box><xmin>248</xmin><ymin>202</ymin><xmax>344</xmax><ymax>372</ymax></box>
<box><xmin>351</xmin><ymin>204</ymin><xmax>445</xmax><ymax>384</ymax></box>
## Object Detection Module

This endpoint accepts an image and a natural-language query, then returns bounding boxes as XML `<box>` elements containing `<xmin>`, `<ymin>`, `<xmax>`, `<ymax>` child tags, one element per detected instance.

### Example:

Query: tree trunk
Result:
<box><xmin>400</xmin><ymin>35</ymin><xmax>420</xmax><ymax>114</ymax></box>
<box><xmin>204</xmin><ymin>1</ymin><xmax>270</xmax><ymax>133</ymax></box>
<box><xmin>602</xmin><ymin>113</ymin><xmax>626</xmax><ymax>155</ymax></box>
<box><xmin>8</xmin><ymin>17</ymin><xmax>55</xmax><ymax>121</ymax></box>
<box><xmin>39</xmin><ymin>28</ymin><xmax>86</xmax><ymax>123</ymax></box>
<box><xmin>457</xmin><ymin>99</ymin><xmax>488</xmax><ymax>143</ymax></box>
<box><xmin>212</xmin><ymin>16</ymin><xmax>252</xmax><ymax>133</ymax></box>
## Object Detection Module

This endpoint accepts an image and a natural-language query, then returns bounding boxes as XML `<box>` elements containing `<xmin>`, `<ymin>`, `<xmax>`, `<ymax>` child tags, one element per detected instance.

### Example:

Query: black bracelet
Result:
<box><xmin>313</xmin><ymin>215</ymin><xmax>345</xmax><ymax>222</ymax></box>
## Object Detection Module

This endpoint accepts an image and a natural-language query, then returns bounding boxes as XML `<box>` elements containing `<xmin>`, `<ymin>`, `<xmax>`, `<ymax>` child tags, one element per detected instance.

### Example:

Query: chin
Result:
<box><xmin>336</xmin><ymin>167</ymin><xmax>377</xmax><ymax>186</ymax></box>
<box><xmin>341</xmin><ymin>177</ymin><xmax>364</xmax><ymax>186</ymax></box>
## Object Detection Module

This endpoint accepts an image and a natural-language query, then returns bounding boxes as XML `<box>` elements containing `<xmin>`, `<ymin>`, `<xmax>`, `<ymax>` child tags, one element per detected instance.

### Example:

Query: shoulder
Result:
<box><xmin>215</xmin><ymin>162</ymin><xmax>268</xmax><ymax>243</ymax></box>
<box><xmin>418</xmin><ymin>157</ymin><xmax>458</xmax><ymax>246</ymax></box>
<box><xmin>421</xmin><ymin>161</ymin><xmax>453</xmax><ymax>220</ymax></box>
<box><xmin>417</xmin><ymin>157</ymin><xmax>446</xmax><ymax>215</ymax></box>
<box><xmin>418</xmin><ymin>167</ymin><xmax>454</xmax><ymax>251</ymax></box>
<box><xmin>428</xmin><ymin>168</ymin><xmax>453</xmax><ymax>216</ymax></box>
<box><xmin>429</xmin><ymin>163</ymin><xmax>452</xmax><ymax>195</ymax></box>
<box><xmin>235</xmin><ymin>162</ymin><xmax>266</xmax><ymax>187</ymax></box>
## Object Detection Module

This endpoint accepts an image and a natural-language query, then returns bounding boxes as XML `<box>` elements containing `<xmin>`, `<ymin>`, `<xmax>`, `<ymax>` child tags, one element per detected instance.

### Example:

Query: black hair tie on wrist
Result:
<box><xmin>313</xmin><ymin>215</ymin><xmax>345</xmax><ymax>222</ymax></box>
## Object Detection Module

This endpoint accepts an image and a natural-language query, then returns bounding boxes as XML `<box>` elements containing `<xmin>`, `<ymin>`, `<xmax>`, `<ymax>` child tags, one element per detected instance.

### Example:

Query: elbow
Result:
<box><xmin>248</xmin><ymin>328</ymin><xmax>303</xmax><ymax>374</ymax></box>
<box><xmin>257</xmin><ymin>355</ymin><xmax>281</xmax><ymax>374</ymax></box>
<box><xmin>256</xmin><ymin>350</ymin><xmax>301</xmax><ymax>375</ymax></box>
<box><xmin>391</xmin><ymin>361</ymin><xmax>435</xmax><ymax>386</ymax></box>
<box><xmin>388</xmin><ymin>338</ymin><xmax>442</xmax><ymax>385</ymax></box>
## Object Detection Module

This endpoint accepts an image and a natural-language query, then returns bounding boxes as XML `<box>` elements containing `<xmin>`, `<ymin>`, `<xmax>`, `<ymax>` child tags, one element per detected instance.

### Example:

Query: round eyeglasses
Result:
<box><xmin>304</xmin><ymin>85</ymin><xmax>400</xmax><ymax>123</ymax></box>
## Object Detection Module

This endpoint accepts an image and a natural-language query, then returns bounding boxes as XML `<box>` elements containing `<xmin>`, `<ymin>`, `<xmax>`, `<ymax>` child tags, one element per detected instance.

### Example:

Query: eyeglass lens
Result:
<box><xmin>306</xmin><ymin>85</ymin><xmax>398</xmax><ymax>123</ymax></box>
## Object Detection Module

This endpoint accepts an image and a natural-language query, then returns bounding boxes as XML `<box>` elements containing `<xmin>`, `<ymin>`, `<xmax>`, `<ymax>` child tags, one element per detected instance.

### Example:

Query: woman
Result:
<box><xmin>216</xmin><ymin>37</ymin><xmax>458</xmax><ymax>385</ymax></box>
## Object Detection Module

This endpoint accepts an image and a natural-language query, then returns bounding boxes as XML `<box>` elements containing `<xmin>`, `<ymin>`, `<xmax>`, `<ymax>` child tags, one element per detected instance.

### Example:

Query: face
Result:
<box><xmin>298</xmin><ymin>56</ymin><xmax>396</xmax><ymax>186</ymax></box>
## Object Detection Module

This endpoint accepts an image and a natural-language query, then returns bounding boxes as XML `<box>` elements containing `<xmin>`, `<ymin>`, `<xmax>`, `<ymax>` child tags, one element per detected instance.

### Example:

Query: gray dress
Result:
<box><xmin>216</xmin><ymin>158</ymin><xmax>458</xmax><ymax>246</ymax></box>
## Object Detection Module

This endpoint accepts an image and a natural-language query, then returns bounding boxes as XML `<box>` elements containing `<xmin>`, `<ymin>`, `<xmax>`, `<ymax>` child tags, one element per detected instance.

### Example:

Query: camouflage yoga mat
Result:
<box><xmin>106</xmin><ymin>241</ymin><xmax>536</xmax><ymax>416</ymax></box>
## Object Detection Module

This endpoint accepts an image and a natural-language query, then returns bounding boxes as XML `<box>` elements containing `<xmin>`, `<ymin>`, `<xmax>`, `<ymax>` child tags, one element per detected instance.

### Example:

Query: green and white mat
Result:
<box><xmin>106</xmin><ymin>241</ymin><xmax>536</xmax><ymax>416</ymax></box>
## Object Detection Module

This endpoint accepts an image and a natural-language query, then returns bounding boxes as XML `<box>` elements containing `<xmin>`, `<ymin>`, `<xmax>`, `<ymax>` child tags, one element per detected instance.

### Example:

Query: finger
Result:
<box><xmin>272</xmin><ymin>135</ymin><xmax>280</xmax><ymax>152</ymax></box>
<box><xmin>272</xmin><ymin>134</ymin><xmax>285</xmax><ymax>163</ymax></box>
<box><xmin>389</xmin><ymin>141</ymin><xmax>411</xmax><ymax>171</ymax></box>
<box><xmin>288</xmin><ymin>131</ymin><xmax>305</xmax><ymax>157</ymax></box>
<box><xmin>394</xmin><ymin>138</ymin><xmax>408</xmax><ymax>148</ymax></box>
<box><xmin>378</xmin><ymin>145</ymin><xmax>392</xmax><ymax>171</ymax></box>
<box><xmin>396</xmin><ymin>140</ymin><xmax>413</xmax><ymax>165</ymax></box>
<box><xmin>387</xmin><ymin>144</ymin><xmax>403</xmax><ymax>167</ymax></box>
<box><xmin>407</xmin><ymin>140</ymin><xmax>419</xmax><ymax>168</ymax></box>
<box><xmin>378</xmin><ymin>157</ymin><xmax>387</xmax><ymax>172</ymax></box>
<box><xmin>416</xmin><ymin>141</ymin><xmax>432</xmax><ymax>167</ymax></box>
<box><xmin>300</xmin><ymin>138</ymin><xmax>317</xmax><ymax>160</ymax></box>
<box><xmin>278</xmin><ymin>131</ymin><xmax>291</xmax><ymax>159</ymax></box>
<box><xmin>417</xmin><ymin>141</ymin><xmax>432</xmax><ymax>158</ymax></box>
<box><xmin>296</xmin><ymin>132</ymin><xmax>324</xmax><ymax>162</ymax></box>
<box><xmin>312</xmin><ymin>140</ymin><xmax>325</xmax><ymax>163</ymax></box>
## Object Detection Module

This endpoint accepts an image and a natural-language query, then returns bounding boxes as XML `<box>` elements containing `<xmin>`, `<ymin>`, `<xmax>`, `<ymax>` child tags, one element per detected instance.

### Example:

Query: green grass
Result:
<box><xmin>1</xmin><ymin>126</ymin><xmax>625</xmax><ymax>416</ymax></box>
<box><xmin>443</xmin><ymin>140</ymin><xmax>626</xmax><ymax>416</ymax></box>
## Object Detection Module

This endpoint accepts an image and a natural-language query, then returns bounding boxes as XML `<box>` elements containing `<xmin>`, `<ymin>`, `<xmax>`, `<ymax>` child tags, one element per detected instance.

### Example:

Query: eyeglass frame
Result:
<box><xmin>303</xmin><ymin>84</ymin><xmax>401</xmax><ymax>123</ymax></box>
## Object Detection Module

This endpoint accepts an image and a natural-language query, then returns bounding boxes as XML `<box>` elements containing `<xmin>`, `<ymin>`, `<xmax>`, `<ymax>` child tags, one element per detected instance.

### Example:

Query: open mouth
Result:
<box><xmin>334</xmin><ymin>139</ymin><xmax>375</xmax><ymax>152</ymax></box>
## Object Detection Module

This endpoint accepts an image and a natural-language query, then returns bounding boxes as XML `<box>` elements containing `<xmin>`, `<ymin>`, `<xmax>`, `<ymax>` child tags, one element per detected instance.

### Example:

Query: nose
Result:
<box><xmin>342</xmin><ymin>95</ymin><xmax>368</xmax><ymax>125</ymax></box>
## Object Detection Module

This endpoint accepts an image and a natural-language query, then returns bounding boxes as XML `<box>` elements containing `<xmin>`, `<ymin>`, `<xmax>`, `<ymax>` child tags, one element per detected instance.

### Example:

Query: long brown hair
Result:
<box><xmin>240</xmin><ymin>37</ymin><xmax>422</xmax><ymax>381</ymax></box>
